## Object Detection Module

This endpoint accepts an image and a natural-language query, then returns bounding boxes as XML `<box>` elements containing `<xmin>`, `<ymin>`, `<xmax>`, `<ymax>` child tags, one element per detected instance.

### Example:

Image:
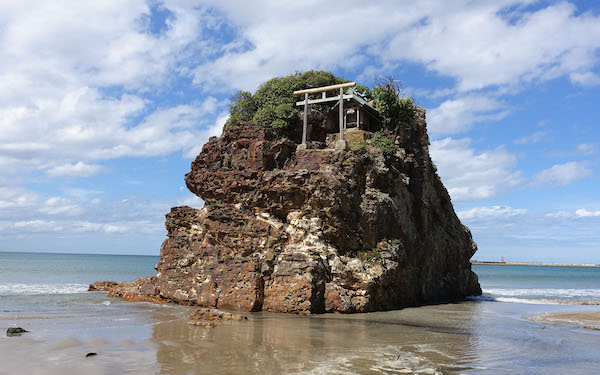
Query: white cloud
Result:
<box><xmin>427</xmin><ymin>95</ymin><xmax>508</xmax><ymax>135</ymax></box>
<box><xmin>430</xmin><ymin>137</ymin><xmax>522</xmax><ymax>201</ymax></box>
<box><xmin>183</xmin><ymin>111</ymin><xmax>228</xmax><ymax>158</ymax></box>
<box><xmin>1</xmin><ymin>219</ymin><xmax>162</xmax><ymax>235</ymax></box>
<box><xmin>570</xmin><ymin>71</ymin><xmax>600</xmax><ymax>87</ymax></box>
<box><xmin>513</xmin><ymin>131</ymin><xmax>549</xmax><ymax>145</ymax></box>
<box><xmin>70</xmin><ymin>220</ymin><xmax>161</xmax><ymax>234</ymax></box>
<box><xmin>12</xmin><ymin>220</ymin><xmax>63</xmax><ymax>233</ymax></box>
<box><xmin>461</xmin><ymin>206</ymin><xmax>600</xmax><ymax>262</ymax></box>
<box><xmin>458</xmin><ymin>205</ymin><xmax>527</xmax><ymax>220</ymax></box>
<box><xmin>175</xmin><ymin>194</ymin><xmax>205</xmax><ymax>208</ymax></box>
<box><xmin>577</xmin><ymin>143</ymin><xmax>598</xmax><ymax>155</ymax></box>
<box><xmin>0</xmin><ymin>1</ymin><xmax>224</xmax><ymax>180</ymax></box>
<box><xmin>545</xmin><ymin>211</ymin><xmax>571</xmax><ymax>218</ymax></box>
<box><xmin>532</xmin><ymin>161</ymin><xmax>592</xmax><ymax>186</ymax></box>
<box><xmin>388</xmin><ymin>2</ymin><xmax>600</xmax><ymax>92</ymax></box>
<box><xmin>0</xmin><ymin>187</ymin><xmax>80</xmax><ymax>217</ymax></box>
<box><xmin>575</xmin><ymin>209</ymin><xmax>600</xmax><ymax>217</ymax></box>
<box><xmin>0</xmin><ymin>187</ymin><xmax>38</xmax><ymax>210</ymax></box>
<box><xmin>2</xmin><ymin>0</ymin><xmax>599</xmax><ymax>180</ymax></box>
<box><xmin>39</xmin><ymin>197</ymin><xmax>80</xmax><ymax>216</ymax></box>
<box><xmin>192</xmin><ymin>1</ymin><xmax>600</xmax><ymax>94</ymax></box>
<box><xmin>46</xmin><ymin>161</ymin><xmax>104</xmax><ymax>178</ymax></box>
<box><xmin>1</xmin><ymin>1</ymin><xmax>600</xmax><ymax>256</ymax></box>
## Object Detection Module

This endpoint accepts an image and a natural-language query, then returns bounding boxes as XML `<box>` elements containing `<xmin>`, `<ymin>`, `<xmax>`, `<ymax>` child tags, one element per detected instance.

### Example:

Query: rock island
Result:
<box><xmin>91</xmin><ymin>71</ymin><xmax>481</xmax><ymax>314</ymax></box>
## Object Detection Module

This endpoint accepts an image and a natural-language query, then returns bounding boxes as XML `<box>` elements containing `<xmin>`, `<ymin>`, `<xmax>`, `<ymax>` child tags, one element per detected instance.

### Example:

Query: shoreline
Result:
<box><xmin>3</xmin><ymin>297</ymin><xmax>600</xmax><ymax>374</ymax></box>
<box><xmin>472</xmin><ymin>261</ymin><xmax>600</xmax><ymax>268</ymax></box>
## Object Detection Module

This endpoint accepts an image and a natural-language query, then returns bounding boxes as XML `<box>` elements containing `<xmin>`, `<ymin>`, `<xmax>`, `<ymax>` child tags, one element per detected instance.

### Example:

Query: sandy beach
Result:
<box><xmin>3</xmin><ymin>295</ymin><xmax>600</xmax><ymax>375</ymax></box>
<box><xmin>3</xmin><ymin>256</ymin><xmax>600</xmax><ymax>374</ymax></box>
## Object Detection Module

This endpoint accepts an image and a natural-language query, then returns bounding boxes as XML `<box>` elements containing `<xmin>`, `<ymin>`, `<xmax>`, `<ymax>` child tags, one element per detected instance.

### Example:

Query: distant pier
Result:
<box><xmin>471</xmin><ymin>260</ymin><xmax>600</xmax><ymax>268</ymax></box>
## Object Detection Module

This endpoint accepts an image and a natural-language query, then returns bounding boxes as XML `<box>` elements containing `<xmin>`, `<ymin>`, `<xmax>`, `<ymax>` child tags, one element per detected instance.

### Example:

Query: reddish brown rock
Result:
<box><xmin>89</xmin><ymin>281</ymin><xmax>118</xmax><ymax>291</ymax></box>
<box><xmin>189</xmin><ymin>308</ymin><xmax>248</xmax><ymax>322</ymax></box>
<box><xmin>94</xmin><ymin>107</ymin><xmax>481</xmax><ymax>314</ymax></box>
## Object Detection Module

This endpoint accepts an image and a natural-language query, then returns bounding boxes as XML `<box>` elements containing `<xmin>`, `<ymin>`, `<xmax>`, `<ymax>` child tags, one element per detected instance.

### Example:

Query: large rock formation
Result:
<box><xmin>92</xmin><ymin>107</ymin><xmax>481</xmax><ymax>314</ymax></box>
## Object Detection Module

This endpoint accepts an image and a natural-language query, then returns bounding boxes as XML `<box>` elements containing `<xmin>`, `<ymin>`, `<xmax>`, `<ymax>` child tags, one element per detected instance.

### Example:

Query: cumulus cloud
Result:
<box><xmin>0</xmin><ymin>1</ymin><xmax>225</xmax><ymax>180</ymax></box>
<box><xmin>577</xmin><ymin>143</ymin><xmax>599</xmax><ymax>155</ymax></box>
<box><xmin>193</xmin><ymin>1</ymin><xmax>600</xmax><ymax>94</ymax></box>
<box><xmin>183</xmin><ymin>111</ymin><xmax>228</xmax><ymax>158</ymax></box>
<box><xmin>12</xmin><ymin>220</ymin><xmax>63</xmax><ymax>233</ymax></box>
<box><xmin>427</xmin><ymin>95</ymin><xmax>508</xmax><ymax>135</ymax></box>
<box><xmin>458</xmin><ymin>205</ymin><xmax>527</xmax><ymax>220</ymax></box>
<box><xmin>2</xmin><ymin>1</ymin><xmax>600</xmax><ymax>254</ymax></box>
<box><xmin>467</xmin><ymin>206</ymin><xmax>600</xmax><ymax>262</ymax></box>
<box><xmin>430</xmin><ymin>137</ymin><xmax>522</xmax><ymax>201</ymax></box>
<box><xmin>570</xmin><ymin>71</ymin><xmax>600</xmax><ymax>87</ymax></box>
<box><xmin>0</xmin><ymin>187</ymin><xmax>80</xmax><ymax>218</ymax></box>
<box><xmin>46</xmin><ymin>162</ymin><xmax>104</xmax><ymax>178</ymax></box>
<box><xmin>389</xmin><ymin>2</ymin><xmax>600</xmax><ymax>92</ymax></box>
<box><xmin>575</xmin><ymin>209</ymin><xmax>600</xmax><ymax>217</ymax></box>
<box><xmin>1</xmin><ymin>219</ymin><xmax>162</xmax><ymax>235</ymax></box>
<box><xmin>513</xmin><ymin>131</ymin><xmax>549</xmax><ymax>145</ymax></box>
<box><xmin>532</xmin><ymin>161</ymin><xmax>592</xmax><ymax>186</ymax></box>
<box><xmin>0</xmin><ymin>185</ymin><xmax>178</xmax><ymax>243</ymax></box>
<box><xmin>176</xmin><ymin>194</ymin><xmax>205</xmax><ymax>208</ymax></box>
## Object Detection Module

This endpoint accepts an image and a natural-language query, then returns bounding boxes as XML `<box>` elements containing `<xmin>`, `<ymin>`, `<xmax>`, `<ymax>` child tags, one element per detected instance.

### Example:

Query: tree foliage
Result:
<box><xmin>227</xmin><ymin>90</ymin><xmax>257</xmax><ymax>124</ymax></box>
<box><xmin>372</xmin><ymin>75</ymin><xmax>413</xmax><ymax>129</ymax></box>
<box><xmin>225</xmin><ymin>71</ymin><xmax>414</xmax><ymax>137</ymax></box>
<box><xmin>225</xmin><ymin>70</ymin><xmax>348</xmax><ymax>134</ymax></box>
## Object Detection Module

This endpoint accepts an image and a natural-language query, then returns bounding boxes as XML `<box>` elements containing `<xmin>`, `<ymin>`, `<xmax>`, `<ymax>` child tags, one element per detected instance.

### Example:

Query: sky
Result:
<box><xmin>0</xmin><ymin>0</ymin><xmax>599</xmax><ymax>262</ymax></box>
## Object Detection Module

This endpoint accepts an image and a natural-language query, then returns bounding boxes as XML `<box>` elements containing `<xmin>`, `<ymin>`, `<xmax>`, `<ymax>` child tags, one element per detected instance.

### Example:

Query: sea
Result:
<box><xmin>1</xmin><ymin>251</ymin><xmax>600</xmax><ymax>375</ymax></box>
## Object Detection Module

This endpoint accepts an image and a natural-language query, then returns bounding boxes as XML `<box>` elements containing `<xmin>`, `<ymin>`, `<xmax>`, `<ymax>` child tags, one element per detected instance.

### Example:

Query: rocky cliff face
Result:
<box><xmin>92</xmin><ymin>107</ymin><xmax>481</xmax><ymax>314</ymax></box>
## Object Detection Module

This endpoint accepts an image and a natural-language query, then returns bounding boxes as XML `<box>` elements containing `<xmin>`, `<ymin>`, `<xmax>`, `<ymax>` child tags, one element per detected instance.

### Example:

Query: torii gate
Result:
<box><xmin>293</xmin><ymin>82</ymin><xmax>357</xmax><ymax>150</ymax></box>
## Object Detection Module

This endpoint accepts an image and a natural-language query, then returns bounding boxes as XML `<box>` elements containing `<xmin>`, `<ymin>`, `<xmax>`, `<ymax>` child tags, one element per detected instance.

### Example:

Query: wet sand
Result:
<box><xmin>3</xmin><ymin>296</ymin><xmax>600</xmax><ymax>374</ymax></box>
<box><xmin>530</xmin><ymin>311</ymin><xmax>600</xmax><ymax>331</ymax></box>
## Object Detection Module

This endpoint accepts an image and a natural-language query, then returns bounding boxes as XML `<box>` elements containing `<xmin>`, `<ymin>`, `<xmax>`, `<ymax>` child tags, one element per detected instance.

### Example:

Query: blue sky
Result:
<box><xmin>0</xmin><ymin>0</ymin><xmax>599</xmax><ymax>262</ymax></box>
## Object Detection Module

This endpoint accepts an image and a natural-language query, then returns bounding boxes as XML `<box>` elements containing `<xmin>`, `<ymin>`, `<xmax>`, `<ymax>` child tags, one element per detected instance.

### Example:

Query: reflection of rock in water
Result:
<box><xmin>151</xmin><ymin>303</ymin><xmax>481</xmax><ymax>375</ymax></box>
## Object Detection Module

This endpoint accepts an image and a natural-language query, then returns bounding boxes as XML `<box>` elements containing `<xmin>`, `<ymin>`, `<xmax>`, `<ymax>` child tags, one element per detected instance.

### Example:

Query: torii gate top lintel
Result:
<box><xmin>294</xmin><ymin>82</ymin><xmax>357</xmax><ymax>146</ymax></box>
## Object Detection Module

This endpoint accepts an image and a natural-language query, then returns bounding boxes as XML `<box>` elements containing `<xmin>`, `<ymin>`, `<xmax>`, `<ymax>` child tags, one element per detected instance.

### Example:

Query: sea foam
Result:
<box><xmin>0</xmin><ymin>283</ymin><xmax>89</xmax><ymax>295</ymax></box>
<box><xmin>468</xmin><ymin>288</ymin><xmax>600</xmax><ymax>305</ymax></box>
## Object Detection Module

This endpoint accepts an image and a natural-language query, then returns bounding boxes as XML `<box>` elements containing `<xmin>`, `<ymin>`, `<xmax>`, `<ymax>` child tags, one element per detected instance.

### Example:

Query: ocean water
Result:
<box><xmin>473</xmin><ymin>264</ymin><xmax>600</xmax><ymax>305</ymax></box>
<box><xmin>0</xmin><ymin>251</ymin><xmax>159</xmax><ymax>293</ymax></box>
<box><xmin>1</xmin><ymin>252</ymin><xmax>600</xmax><ymax>375</ymax></box>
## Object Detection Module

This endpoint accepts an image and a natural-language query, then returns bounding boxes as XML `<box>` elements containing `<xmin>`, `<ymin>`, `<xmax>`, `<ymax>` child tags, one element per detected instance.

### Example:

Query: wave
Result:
<box><xmin>467</xmin><ymin>288</ymin><xmax>600</xmax><ymax>305</ymax></box>
<box><xmin>484</xmin><ymin>288</ymin><xmax>600</xmax><ymax>299</ymax></box>
<box><xmin>0</xmin><ymin>283</ymin><xmax>89</xmax><ymax>295</ymax></box>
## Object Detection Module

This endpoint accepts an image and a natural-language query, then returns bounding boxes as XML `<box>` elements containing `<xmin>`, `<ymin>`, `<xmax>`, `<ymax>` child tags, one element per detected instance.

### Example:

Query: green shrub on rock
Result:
<box><xmin>224</xmin><ymin>71</ymin><xmax>414</xmax><ymax>139</ymax></box>
<box><xmin>372</xmin><ymin>76</ymin><xmax>413</xmax><ymax>129</ymax></box>
<box><xmin>227</xmin><ymin>90</ymin><xmax>257</xmax><ymax>124</ymax></box>
<box><xmin>371</xmin><ymin>130</ymin><xmax>397</xmax><ymax>157</ymax></box>
<box><xmin>225</xmin><ymin>70</ymin><xmax>348</xmax><ymax>135</ymax></box>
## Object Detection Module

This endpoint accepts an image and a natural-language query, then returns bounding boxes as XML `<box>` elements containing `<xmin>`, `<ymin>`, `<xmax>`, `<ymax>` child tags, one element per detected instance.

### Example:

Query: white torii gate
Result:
<box><xmin>293</xmin><ymin>81</ymin><xmax>356</xmax><ymax>150</ymax></box>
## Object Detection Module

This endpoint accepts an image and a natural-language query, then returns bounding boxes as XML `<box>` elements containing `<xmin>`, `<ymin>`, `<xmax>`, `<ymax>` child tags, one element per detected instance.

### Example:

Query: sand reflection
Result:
<box><xmin>150</xmin><ymin>303</ymin><xmax>482</xmax><ymax>374</ymax></box>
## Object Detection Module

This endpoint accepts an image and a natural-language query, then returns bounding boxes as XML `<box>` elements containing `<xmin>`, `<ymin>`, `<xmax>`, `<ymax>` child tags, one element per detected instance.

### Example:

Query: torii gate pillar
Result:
<box><xmin>335</xmin><ymin>87</ymin><xmax>346</xmax><ymax>150</ymax></box>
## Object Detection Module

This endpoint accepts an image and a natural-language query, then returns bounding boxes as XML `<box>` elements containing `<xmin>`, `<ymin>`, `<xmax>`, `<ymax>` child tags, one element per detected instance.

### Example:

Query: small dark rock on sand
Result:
<box><xmin>85</xmin><ymin>352</ymin><xmax>98</xmax><ymax>357</ymax></box>
<box><xmin>6</xmin><ymin>327</ymin><xmax>28</xmax><ymax>337</ymax></box>
<box><xmin>188</xmin><ymin>308</ymin><xmax>248</xmax><ymax>328</ymax></box>
<box><xmin>189</xmin><ymin>308</ymin><xmax>248</xmax><ymax>322</ymax></box>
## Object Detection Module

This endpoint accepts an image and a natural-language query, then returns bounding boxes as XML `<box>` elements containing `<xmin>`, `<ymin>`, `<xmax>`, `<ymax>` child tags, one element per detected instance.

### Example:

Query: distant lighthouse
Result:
<box><xmin>501</xmin><ymin>256</ymin><xmax>505</xmax><ymax>263</ymax></box>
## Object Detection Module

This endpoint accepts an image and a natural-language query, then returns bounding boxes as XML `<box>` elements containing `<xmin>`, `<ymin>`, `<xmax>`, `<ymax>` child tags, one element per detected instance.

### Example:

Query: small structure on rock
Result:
<box><xmin>294</xmin><ymin>82</ymin><xmax>382</xmax><ymax>150</ymax></box>
<box><xmin>328</xmin><ymin>87</ymin><xmax>382</xmax><ymax>132</ymax></box>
